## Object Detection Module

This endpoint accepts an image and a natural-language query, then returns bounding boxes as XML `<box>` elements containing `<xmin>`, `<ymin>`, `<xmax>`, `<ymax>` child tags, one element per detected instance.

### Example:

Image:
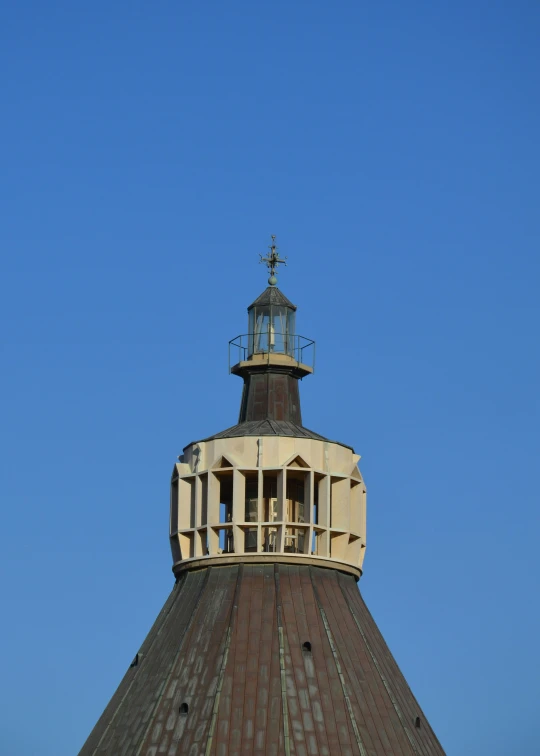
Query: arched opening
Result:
<box><xmin>302</xmin><ymin>641</ymin><xmax>312</xmax><ymax>654</ymax></box>
<box><xmin>179</xmin><ymin>702</ymin><xmax>189</xmax><ymax>715</ymax></box>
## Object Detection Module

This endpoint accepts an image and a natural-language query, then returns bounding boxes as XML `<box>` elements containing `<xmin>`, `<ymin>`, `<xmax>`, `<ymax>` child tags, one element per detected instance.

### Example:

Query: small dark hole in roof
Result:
<box><xmin>129</xmin><ymin>653</ymin><xmax>139</xmax><ymax>668</ymax></box>
<box><xmin>302</xmin><ymin>641</ymin><xmax>312</xmax><ymax>653</ymax></box>
<box><xmin>415</xmin><ymin>716</ymin><xmax>421</xmax><ymax>729</ymax></box>
<box><xmin>179</xmin><ymin>703</ymin><xmax>189</xmax><ymax>715</ymax></box>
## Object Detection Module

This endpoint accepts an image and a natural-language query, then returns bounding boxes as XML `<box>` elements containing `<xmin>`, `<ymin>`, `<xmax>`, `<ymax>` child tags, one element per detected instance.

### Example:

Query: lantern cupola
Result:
<box><xmin>247</xmin><ymin>285</ymin><xmax>297</xmax><ymax>358</ymax></box>
<box><xmin>228</xmin><ymin>237</ymin><xmax>315</xmax><ymax>425</ymax></box>
<box><xmin>249</xmin><ymin>235</ymin><xmax>296</xmax><ymax>357</ymax></box>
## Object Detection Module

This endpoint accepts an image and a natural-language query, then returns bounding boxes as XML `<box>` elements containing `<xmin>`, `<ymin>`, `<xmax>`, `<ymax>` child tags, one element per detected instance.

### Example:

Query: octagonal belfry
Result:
<box><xmin>171</xmin><ymin>436</ymin><xmax>366</xmax><ymax>579</ymax></box>
<box><xmin>78</xmin><ymin>238</ymin><xmax>445</xmax><ymax>756</ymax></box>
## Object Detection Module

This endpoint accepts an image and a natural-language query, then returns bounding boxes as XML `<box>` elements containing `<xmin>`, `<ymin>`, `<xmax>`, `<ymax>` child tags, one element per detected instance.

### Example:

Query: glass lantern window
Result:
<box><xmin>286</xmin><ymin>309</ymin><xmax>296</xmax><ymax>354</ymax></box>
<box><xmin>248</xmin><ymin>305</ymin><xmax>296</xmax><ymax>356</ymax></box>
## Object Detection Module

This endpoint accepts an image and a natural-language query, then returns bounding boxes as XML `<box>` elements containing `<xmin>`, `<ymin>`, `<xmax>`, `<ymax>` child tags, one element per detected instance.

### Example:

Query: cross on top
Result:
<box><xmin>259</xmin><ymin>235</ymin><xmax>287</xmax><ymax>286</ymax></box>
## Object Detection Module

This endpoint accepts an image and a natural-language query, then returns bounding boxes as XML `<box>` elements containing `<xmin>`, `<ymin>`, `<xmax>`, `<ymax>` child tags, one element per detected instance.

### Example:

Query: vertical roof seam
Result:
<box><xmin>133</xmin><ymin>567</ymin><xmax>213</xmax><ymax>756</ymax></box>
<box><xmin>205</xmin><ymin>564</ymin><xmax>243</xmax><ymax>755</ymax></box>
<box><xmin>337</xmin><ymin>572</ymin><xmax>421</xmax><ymax>756</ymax></box>
<box><xmin>274</xmin><ymin>564</ymin><xmax>292</xmax><ymax>756</ymax></box>
<box><xmin>309</xmin><ymin>568</ymin><xmax>368</xmax><ymax>756</ymax></box>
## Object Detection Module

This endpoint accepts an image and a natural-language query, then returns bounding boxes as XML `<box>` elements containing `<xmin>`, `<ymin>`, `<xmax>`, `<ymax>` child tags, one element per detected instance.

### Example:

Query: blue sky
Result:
<box><xmin>1</xmin><ymin>2</ymin><xmax>539</xmax><ymax>754</ymax></box>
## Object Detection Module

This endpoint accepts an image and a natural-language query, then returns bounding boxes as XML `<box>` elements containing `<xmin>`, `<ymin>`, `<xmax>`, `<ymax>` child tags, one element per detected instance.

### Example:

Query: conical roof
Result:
<box><xmin>78</xmin><ymin>564</ymin><xmax>444</xmax><ymax>755</ymax></box>
<box><xmin>248</xmin><ymin>286</ymin><xmax>297</xmax><ymax>310</ymax></box>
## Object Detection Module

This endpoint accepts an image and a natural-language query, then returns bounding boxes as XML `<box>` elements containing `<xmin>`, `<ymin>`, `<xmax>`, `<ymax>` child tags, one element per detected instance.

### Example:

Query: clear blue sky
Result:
<box><xmin>1</xmin><ymin>2</ymin><xmax>539</xmax><ymax>754</ymax></box>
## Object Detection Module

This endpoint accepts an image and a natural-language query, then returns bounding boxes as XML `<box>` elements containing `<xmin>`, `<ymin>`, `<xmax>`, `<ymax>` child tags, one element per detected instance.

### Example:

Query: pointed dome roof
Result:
<box><xmin>248</xmin><ymin>286</ymin><xmax>297</xmax><ymax>311</ymax></box>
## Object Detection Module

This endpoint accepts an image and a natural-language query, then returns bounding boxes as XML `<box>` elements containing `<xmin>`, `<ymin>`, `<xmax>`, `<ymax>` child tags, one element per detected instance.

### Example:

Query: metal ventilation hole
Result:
<box><xmin>129</xmin><ymin>654</ymin><xmax>139</xmax><ymax>668</ymax></box>
<box><xmin>302</xmin><ymin>641</ymin><xmax>312</xmax><ymax>654</ymax></box>
<box><xmin>179</xmin><ymin>703</ymin><xmax>189</xmax><ymax>715</ymax></box>
<box><xmin>415</xmin><ymin>716</ymin><xmax>421</xmax><ymax>728</ymax></box>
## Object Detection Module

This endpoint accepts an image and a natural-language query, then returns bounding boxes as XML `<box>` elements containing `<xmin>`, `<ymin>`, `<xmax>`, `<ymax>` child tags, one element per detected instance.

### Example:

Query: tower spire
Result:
<box><xmin>228</xmin><ymin>255</ymin><xmax>314</xmax><ymax>426</ymax></box>
<box><xmin>78</xmin><ymin>236</ymin><xmax>446</xmax><ymax>756</ymax></box>
<box><xmin>259</xmin><ymin>234</ymin><xmax>287</xmax><ymax>285</ymax></box>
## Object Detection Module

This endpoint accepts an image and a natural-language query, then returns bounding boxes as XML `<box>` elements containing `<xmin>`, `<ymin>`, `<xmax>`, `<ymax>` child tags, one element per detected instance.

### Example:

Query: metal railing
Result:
<box><xmin>228</xmin><ymin>332</ymin><xmax>316</xmax><ymax>373</ymax></box>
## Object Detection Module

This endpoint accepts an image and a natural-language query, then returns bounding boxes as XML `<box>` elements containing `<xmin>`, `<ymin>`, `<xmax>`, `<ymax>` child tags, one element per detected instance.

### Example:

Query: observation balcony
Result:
<box><xmin>229</xmin><ymin>332</ymin><xmax>316</xmax><ymax>376</ymax></box>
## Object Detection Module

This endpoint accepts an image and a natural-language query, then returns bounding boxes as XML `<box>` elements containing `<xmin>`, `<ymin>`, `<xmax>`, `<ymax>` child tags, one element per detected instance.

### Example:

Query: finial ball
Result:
<box><xmin>268</xmin><ymin>275</ymin><xmax>278</xmax><ymax>286</ymax></box>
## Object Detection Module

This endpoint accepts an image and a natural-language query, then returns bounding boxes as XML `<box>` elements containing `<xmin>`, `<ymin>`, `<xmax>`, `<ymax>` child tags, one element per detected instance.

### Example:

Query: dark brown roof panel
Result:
<box><xmin>78</xmin><ymin>564</ymin><xmax>445</xmax><ymax>756</ymax></box>
<box><xmin>195</xmin><ymin>419</ymin><xmax>356</xmax><ymax>453</ymax></box>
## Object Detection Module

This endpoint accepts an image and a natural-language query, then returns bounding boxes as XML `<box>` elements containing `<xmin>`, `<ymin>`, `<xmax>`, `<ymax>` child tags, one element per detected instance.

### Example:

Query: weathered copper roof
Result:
<box><xmin>248</xmin><ymin>286</ymin><xmax>297</xmax><ymax>311</ymax></box>
<box><xmin>78</xmin><ymin>564</ymin><xmax>444</xmax><ymax>755</ymax></box>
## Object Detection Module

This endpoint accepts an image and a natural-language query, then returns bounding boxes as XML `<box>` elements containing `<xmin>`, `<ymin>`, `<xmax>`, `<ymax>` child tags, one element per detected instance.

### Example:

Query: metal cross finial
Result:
<box><xmin>259</xmin><ymin>235</ymin><xmax>287</xmax><ymax>286</ymax></box>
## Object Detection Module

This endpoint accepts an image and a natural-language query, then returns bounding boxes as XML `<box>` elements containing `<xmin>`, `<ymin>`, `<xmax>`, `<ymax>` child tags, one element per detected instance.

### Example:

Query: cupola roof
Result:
<box><xmin>248</xmin><ymin>285</ymin><xmax>296</xmax><ymax>311</ymax></box>
<box><xmin>193</xmin><ymin>419</ymin><xmax>355</xmax><ymax>451</ymax></box>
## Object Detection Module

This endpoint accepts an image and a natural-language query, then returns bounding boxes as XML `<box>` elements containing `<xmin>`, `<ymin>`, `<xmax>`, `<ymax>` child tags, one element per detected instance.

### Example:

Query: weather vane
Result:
<box><xmin>259</xmin><ymin>235</ymin><xmax>287</xmax><ymax>286</ymax></box>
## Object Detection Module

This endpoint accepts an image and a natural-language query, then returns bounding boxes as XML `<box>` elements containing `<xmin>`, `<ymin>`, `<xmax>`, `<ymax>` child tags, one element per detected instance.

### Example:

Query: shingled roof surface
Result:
<box><xmin>200</xmin><ymin>419</ymin><xmax>332</xmax><ymax>444</ymax></box>
<box><xmin>79</xmin><ymin>564</ymin><xmax>445</xmax><ymax>756</ymax></box>
<box><xmin>248</xmin><ymin>286</ymin><xmax>297</xmax><ymax>311</ymax></box>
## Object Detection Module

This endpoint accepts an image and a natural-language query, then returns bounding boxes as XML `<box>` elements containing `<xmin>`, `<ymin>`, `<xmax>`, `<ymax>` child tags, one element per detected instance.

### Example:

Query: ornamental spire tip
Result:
<box><xmin>259</xmin><ymin>235</ymin><xmax>287</xmax><ymax>286</ymax></box>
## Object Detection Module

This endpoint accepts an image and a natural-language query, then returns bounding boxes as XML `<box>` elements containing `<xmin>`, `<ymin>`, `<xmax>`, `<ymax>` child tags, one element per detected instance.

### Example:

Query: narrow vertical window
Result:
<box><xmin>244</xmin><ymin>474</ymin><xmax>258</xmax><ymax>552</ymax></box>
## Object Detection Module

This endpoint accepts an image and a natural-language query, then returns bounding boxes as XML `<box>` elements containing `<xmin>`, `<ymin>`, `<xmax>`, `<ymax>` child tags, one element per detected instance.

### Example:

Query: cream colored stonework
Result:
<box><xmin>170</xmin><ymin>435</ymin><xmax>366</xmax><ymax>575</ymax></box>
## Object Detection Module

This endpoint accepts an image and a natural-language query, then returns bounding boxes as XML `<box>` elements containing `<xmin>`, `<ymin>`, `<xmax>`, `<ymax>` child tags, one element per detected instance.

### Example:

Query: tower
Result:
<box><xmin>79</xmin><ymin>239</ymin><xmax>445</xmax><ymax>755</ymax></box>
